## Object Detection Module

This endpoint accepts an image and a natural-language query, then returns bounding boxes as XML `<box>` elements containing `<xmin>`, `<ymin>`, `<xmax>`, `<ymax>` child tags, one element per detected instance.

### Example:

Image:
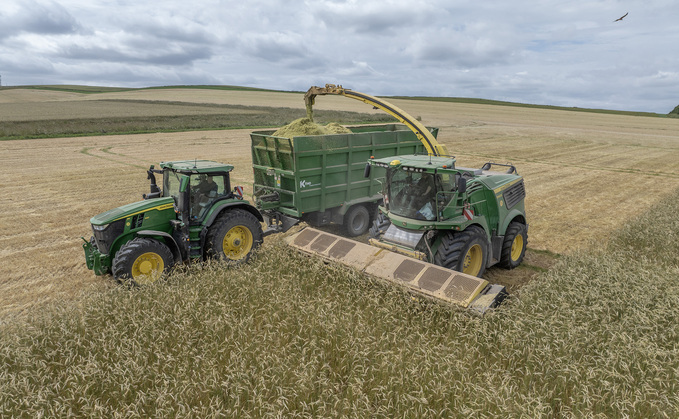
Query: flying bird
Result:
<box><xmin>614</xmin><ymin>12</ymin><xmax>628</xmax><ymax>22</ymax></box>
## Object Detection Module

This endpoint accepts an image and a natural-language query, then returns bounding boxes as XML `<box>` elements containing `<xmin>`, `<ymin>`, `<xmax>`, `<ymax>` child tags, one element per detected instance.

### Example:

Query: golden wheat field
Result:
<box><xmin>2</xmin><ymin>88</ymin><xmax>679</xmax><ymax>321</ymax></box>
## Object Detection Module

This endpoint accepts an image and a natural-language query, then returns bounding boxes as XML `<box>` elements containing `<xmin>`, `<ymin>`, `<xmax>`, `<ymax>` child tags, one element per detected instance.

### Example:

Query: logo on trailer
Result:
<box><xmin>299</xmin><ymin>180</ymin><xmax>320</xmax><ymax>188</ymax></box>
<box><xmin>234</xmin><ymin>185</ymin><xmax>244</xmax><ymax>199</ymax></box>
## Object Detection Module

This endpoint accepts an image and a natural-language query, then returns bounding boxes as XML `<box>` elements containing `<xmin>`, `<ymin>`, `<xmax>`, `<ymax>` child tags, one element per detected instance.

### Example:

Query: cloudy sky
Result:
<box><xmin>1</xmin><ymin>0</ymin><xmax>677</xmax><ymax>113</ymax></box>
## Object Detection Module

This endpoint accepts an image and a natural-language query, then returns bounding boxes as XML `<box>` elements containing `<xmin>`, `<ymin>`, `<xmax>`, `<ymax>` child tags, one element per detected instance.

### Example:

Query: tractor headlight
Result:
<box><xmin>91</xmin><ymin>220</ymin><xmax>125</xmax><ymax>255</ymax></box>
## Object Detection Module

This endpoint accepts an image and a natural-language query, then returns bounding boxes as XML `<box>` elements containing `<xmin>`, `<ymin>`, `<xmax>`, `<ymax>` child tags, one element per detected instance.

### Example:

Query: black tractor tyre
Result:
<box><xmin>433</xmin><ymin>226</ymin><xmax>489</xmax><ymax>278</ymax></box>
<box><xmin>369</xmin><ymin>211</ymin><xmax>391</xmax><ymax>240</ymax></box>
<box><xmin>500</xmin><ymin>222</ymin><xmax>528</xmax><ymax>269</ymax></box>
<box><xmin>112</xmin><ymin>237</ymin><xmax>174</xmax><ymax>285</ymax></box>
<box><xmin>343</xmin><ymin>204</ymin><xmax>371</xmax><ymax>237</ymax></box>
<box><xmin>205</xmin><ymin>209</ymin><xmax>263</xmax><ymax>264</ymax></box>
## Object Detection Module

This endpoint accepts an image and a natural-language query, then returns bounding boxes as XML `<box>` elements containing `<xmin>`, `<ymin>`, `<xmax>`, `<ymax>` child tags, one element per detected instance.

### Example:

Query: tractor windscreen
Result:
<box><xmin>388</xmin><ymin>170</ymin><xmax>437</xmax><ymax>220</ymax></box>
<box><xmin>164</xmin><ymin>170</ymin><xmax>230</xmax><ymax>220</ymax></box>
<box><xmin>163</xmin><ymin>170</ymin><xmax>182</xmax><ymax>199</ymax></box>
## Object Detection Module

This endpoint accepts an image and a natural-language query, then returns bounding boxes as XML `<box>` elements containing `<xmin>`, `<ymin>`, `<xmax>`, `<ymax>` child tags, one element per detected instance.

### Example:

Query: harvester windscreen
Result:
<box><xmin>388</xmin><ymin>170</ymin><xmax>437</xmax><ymax>220</ymax></box>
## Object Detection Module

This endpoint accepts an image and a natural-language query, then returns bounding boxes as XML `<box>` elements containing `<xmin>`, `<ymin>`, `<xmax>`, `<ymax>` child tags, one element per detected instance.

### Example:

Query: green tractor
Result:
<box><xmin>82</xmin><ymin>160</ymin><xmax>264</xmax><ymax>284</ymax></box>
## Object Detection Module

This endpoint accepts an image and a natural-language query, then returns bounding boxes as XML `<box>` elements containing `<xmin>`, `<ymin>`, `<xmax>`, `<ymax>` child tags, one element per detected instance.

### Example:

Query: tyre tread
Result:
<box><xmin>112</xmin><ymin>237</ymin><xmax>174</xmax><ymax>282</ymax></box>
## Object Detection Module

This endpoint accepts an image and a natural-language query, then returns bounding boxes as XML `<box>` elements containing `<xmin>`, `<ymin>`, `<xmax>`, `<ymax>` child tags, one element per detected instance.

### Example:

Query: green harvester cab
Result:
<box><xmin>82</xmin><ymin>160</ymin><xmax>263</xmax><ymax>284</ymax></box>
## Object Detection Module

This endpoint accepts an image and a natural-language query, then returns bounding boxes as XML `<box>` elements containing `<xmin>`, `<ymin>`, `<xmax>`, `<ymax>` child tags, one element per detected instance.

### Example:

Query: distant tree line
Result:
<box><xmin>669</xmin><ymin>104</ymin><xmax>679</xmax><ymax>117</ymax></box>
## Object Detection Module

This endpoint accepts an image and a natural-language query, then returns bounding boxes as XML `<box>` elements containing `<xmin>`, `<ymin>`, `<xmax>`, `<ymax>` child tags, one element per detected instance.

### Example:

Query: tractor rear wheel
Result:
<box><xmin>343</xmin><ymin>204</ymin><xmax>370</xmax><ymax>237</ymax></box>
<box><xmin>500</xmin><ymin>222</ymin><xmax>527</xmax><ymax>269</ymax></box>
<box><xmin>369</xmin><ymin>211</ymin><xmax>390</xmax><ymax>240</ymax></box>
<box><xmin>112</xmin><ymin>237</ymin><xmax>174</xmax><ymax>285</ymax></box>
<box><xmin>434</xmin><ymin>226</ymin><xmax>488</xmax><ymax>277</ymax></box>
<box><xmin>205</xmin><ymin>209</ymin><xmax>263</xmax><ymax>263</ymax></box>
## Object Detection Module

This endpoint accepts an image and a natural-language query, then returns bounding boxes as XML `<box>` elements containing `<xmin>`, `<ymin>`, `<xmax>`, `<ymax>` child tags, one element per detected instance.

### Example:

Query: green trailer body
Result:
<box><xmin>251</xmin><ymin>124</ymin><xmax>436</xmax><ymax>235</ymax></box>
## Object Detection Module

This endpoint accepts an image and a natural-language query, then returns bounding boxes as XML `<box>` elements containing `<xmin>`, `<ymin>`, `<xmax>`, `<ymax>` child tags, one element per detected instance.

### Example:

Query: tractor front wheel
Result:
<box><xmin>433</xmin><ymin>226</ymin><xmax>488</xmax><ymax>277</ymax></box>
<box><xmin>500</xmin><ymin>222</ymin><xmax>527</xmax><ymax>269</ymax></box>
<box><xmin>112</xmin><ymin>238</ymin><xmax>174</xmax><ymax>285</ymax></box>
<box><xmin>205</xmin><ymin>209</ymin><xmax>263</xmax><ymax>263</ymax></box>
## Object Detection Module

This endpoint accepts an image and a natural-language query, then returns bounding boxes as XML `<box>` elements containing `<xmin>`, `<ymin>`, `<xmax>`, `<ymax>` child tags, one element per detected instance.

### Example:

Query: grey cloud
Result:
<box><xmin>0</xmin><ymin>0</ymin><xmax>80</xmax><ymax>40</ymax></box>
<box><xmin>54</xmin><ymin>64</ymin><xmax>221</xmax><ymax>88</ymax></box>
<box><xmin>60</xmin><ymin>42</ymin><xmax>212</xmax><ymax>66</ymax></box>
<box><xmin>241</xmin><ymin>32</ymin><xmax>311</xmax><ymax>63</ymax></box>
<box><xmin>406</xmin><ymin>27</ymin><xmax>519</xmax><ymax>68</ymax></box>
<box><xmin>120</xmin><ymin>17</ymin><xmax>218</xmax><ymax>45</ymax></box>
<box><xmin>309</xmin><ymin>0</ymin><xmax>439</xmax><ymax>34</ymax></box>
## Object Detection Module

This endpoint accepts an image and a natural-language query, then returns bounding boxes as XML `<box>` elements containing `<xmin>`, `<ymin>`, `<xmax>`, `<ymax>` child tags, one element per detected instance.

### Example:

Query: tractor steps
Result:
<box><xmin>286</xmin><ymin>227</ymin><xmax>507</xmax><ymax>315</ymax></box>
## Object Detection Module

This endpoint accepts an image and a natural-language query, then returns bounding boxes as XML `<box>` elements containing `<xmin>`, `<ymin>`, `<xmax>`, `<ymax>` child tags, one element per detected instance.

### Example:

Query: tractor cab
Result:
<box><xmin>157</xmin><ymin>161</ymin><xmax>236</xmax><ymax>224</ymax></box>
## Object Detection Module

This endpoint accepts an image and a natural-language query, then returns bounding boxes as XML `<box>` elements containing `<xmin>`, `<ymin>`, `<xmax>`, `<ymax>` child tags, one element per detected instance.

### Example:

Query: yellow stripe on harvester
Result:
<box><xmin>493</xmin><ymin>178</ymin><xmax>522</xmax><ymax>195</ymax></box>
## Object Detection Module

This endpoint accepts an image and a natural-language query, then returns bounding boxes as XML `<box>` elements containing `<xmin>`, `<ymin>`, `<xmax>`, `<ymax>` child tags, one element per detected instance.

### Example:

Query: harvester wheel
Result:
<box><xmin>112</xmin><ymin>237</ymin><xmax>174</xmax><ymax>285</ymax></box>
<box><xmin>343</xmin><ymin>205</ymin><xmax>370</xmax><ymax>237</ymax></box>
<box><xmin>500</xmin><ymin>222</ymin><xmax>527</xmax><ymax>269</ymax></box>
<box><xmin>205</xmin><ymin>209</ymin><xmax>263</xmax><ymax>263</ymax></box>
<box><xmin>369</xmin><ymin>211</ymin><xmax>390</xmax><ymax>240</ymax></box>
<box><xmin>434</xmin><ymin>226</ymin><xmax>488</xmax><ymax>277</ymax></box>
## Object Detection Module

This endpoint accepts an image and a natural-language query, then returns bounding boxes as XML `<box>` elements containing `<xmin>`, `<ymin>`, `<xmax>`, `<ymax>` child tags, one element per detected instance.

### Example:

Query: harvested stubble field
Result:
<box><xmin>2</xmin><ymin>87</ymin><xmax>678</xmax><ymax>317</ymax></box>
<box><xmin>1</xmin><ymin>87</ymin><xmax>679</xmax><ymax>416</ymax></box>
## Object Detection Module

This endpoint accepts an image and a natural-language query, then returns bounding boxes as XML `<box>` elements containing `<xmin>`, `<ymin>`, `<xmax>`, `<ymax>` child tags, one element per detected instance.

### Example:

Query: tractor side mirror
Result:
<box><xmin>144</xmin><ymin>165</ymin><xmax>162</xmax><ymax>199</ymax></box>
<box><xmin>364</xmin><ymin>163</ymin><xmax>371</xmax><ymax>178</ymax></box>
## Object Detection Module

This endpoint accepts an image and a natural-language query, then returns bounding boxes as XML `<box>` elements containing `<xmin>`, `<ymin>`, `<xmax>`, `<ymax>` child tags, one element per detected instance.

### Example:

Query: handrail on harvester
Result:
<box><xmin>304</xmin><ymin>84</ymin><xmax>449</xmax><ymax>157</ymax></box>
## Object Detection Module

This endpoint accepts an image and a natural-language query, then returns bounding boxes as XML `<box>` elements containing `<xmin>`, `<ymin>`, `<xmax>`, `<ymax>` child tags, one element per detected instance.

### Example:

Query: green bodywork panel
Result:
<box><xmin>84</xmin><ymin>197</ymin><xmax>177</xmax><ymax>275</ymax></box>
<box><xmin>90</xmin><ymin>197</ymin><xmax>176</xmax><ymax>226</ymax></box>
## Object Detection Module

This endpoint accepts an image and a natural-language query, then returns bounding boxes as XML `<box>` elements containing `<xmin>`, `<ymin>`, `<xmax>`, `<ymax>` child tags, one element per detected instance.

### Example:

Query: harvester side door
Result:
<box><xmin>433</xmin><ymin>171</ymin><xmax>458</xmax><ymax>220</ymax></box>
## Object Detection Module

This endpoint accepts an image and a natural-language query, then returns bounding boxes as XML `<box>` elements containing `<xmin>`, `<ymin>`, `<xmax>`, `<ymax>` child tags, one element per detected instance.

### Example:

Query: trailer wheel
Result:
<box><xmin>434</xmin><ymin>226</ymin><xmax>488</xmax><ymax>277</ymax></box>
<box><xmin>500</xmin><ymin>222</ymin><xmax>527</xmax><ymax>269</ymax></box>
<box><xmin>343</xmin><ymin>205</ymin><xmax>370</xmax><ymax>237</ymax></box>
<box><xmin>112</xmin><ymin>237</ymin><xmax>174</xmax><ymax>285</ymax></box>
<box><xmin>206</xmin><ymin>209</ymin><xmax>263</xmax><ymax>263</ymax></box>
<box><xmin>369</xmin><ymin>211</ymin><xmax>390</xmax><ymax>240</ymax></box>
